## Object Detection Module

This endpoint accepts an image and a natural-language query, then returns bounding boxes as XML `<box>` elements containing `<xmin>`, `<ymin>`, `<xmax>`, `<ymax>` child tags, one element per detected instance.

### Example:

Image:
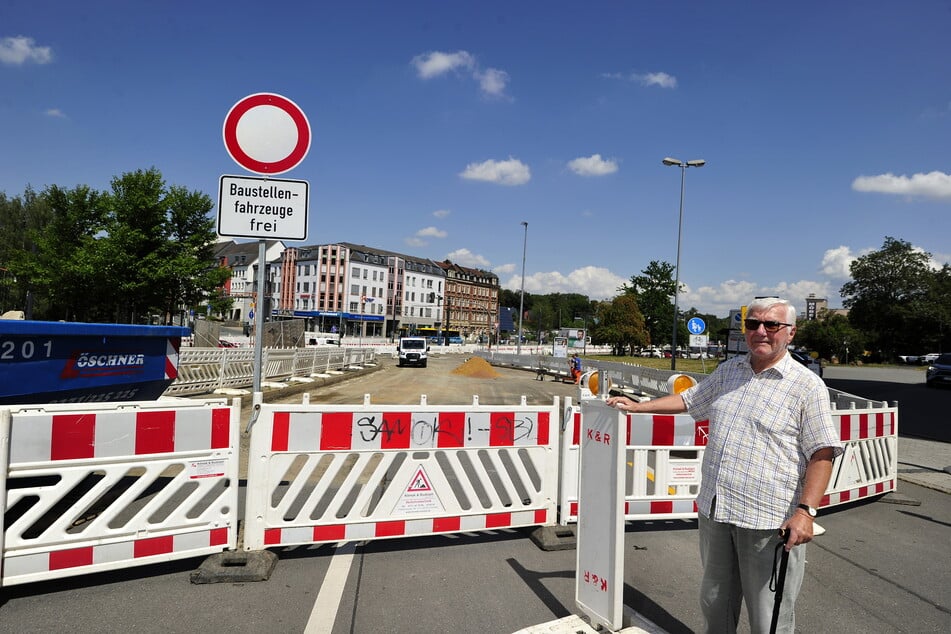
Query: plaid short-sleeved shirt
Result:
<box><xmin>681</xmin><ymin>353</ymin><xmax>843</xmax><ymax>530</ymax></box>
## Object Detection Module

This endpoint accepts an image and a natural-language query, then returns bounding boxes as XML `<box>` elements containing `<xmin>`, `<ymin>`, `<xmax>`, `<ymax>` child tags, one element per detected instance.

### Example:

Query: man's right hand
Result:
<box><xmin>606</xmin><ymin>395</ymin><xmax>639</xmax><ymax>412</ymax></box>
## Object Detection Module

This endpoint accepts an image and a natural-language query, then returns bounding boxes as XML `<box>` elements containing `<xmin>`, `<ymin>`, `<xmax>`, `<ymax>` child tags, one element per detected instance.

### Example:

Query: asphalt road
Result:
<box><xmin>1</xmin><ymin>355</ymin><xmax>948</xmax><ymax>633</ymax></box>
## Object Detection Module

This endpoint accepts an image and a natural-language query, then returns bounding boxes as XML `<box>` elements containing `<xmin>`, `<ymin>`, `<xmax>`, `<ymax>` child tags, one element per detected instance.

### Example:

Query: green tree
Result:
<box><xmin>591</xmin><ymin>295</ymin><xmax>649</xmax><ymax>355</ymax></box>
<box><xmin>840</xmin><ymin>237</ymin><xmax>934</xmax><ymax>360</ymax></box>
<box><xmin>0</xmin><ymin>187</ymin><xmax>51</xmax><ymax>317</ymax></box>
<box><xmin>620</xmin><ymin>260</ymin><xmax>676</xmax><ymax>346</ymax></box>
<box><xmin>154</xmin><ymin>185</ymin><xmax>229</xmax><ymax>323</ymax></box>
<box><xmin>2</xmin><ymin>168</ymin><xmax>228</xmax><ymax>324</ymax></box>
<box><xmin>921</xmin><ymin>264</ymin><xmax>951</xmax><ymax>352</ymax></box>
<box><xmin>795</xmin><ymin>312</ymin><xmax>867</xmax><ymax>363</ymax></box>
<box><xmin>27</xmin><ymin>184</ymin><xmax>107</xmax><ymax>321</ymax></box>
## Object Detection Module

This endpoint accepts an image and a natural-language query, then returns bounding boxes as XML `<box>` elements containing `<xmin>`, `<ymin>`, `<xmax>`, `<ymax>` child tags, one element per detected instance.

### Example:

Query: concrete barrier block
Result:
<box><xmin>189</xmin><ymin>550</ymin><xmax>278</xmax><ymax>584</ymax></box>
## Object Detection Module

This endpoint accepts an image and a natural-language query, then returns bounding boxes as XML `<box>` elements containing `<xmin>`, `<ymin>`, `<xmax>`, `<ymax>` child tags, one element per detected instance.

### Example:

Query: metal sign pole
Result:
<box><xmin>253</xmin><ymin>239</ymin><xmax>265</xmax><ymax>397</ymax></box>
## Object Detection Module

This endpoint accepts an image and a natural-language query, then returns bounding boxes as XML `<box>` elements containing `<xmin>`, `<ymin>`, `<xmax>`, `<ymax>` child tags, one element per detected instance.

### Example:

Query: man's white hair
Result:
<box><xmin>748</xmin><ymin>297</ymin><xmax>796</xmax><ymax>323</ymax></box>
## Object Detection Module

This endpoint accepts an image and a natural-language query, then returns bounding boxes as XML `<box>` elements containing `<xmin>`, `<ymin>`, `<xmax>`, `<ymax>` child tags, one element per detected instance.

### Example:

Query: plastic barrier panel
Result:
<box><xmin>0</xmin><ymin>399</ymin><xmax>239</xmax><ymax>587</ymax></box>
<box><xmin>823</xmin><ymin>409</ymin><xmax>898</xmax><ymax>506</ymax></box>
<box><xmin>559</xmin><ymin>403</ymin><xmax>898</xmax><ymax>525</ymax></box>
<box><xmin>243</xmin><ymin>397</ymin><xmax>560</xmax><ymax>550</ymax></box>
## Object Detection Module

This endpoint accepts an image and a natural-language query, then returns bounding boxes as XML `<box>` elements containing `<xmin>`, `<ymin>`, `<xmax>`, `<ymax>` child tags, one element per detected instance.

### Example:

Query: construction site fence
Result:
<box><xmin>165</xmin><ymin>346</ymin><xmax>377</xmax><ymax>397</ymax></box>
<box><xmin>1</xmin><ymin>387</ymin><xmax>898</xmax><ymax>588</ymax></box>
<box><xmin>0</xmin><ymin>397</ymin><xmax>241</xmax><ymax>588</ymax></box>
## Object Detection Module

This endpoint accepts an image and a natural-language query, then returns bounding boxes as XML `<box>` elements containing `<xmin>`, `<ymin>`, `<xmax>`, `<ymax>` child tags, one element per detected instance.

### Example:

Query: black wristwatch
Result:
<box><xmin>797</xmin><ymin>503</ymin><xmax>817</xmax><ymax>518</ymax></box>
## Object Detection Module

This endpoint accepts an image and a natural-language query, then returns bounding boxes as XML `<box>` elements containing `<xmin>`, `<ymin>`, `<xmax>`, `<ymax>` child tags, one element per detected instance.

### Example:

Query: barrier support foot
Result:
<box><xmin>189</xmin><ymin>550</ymin><xmax>278</xmax><ymax>584</ymax></box>
<box><xmin>527</xmin><ymin>525</ymin><xmax>576</xmax><ymax>551</ymax></box>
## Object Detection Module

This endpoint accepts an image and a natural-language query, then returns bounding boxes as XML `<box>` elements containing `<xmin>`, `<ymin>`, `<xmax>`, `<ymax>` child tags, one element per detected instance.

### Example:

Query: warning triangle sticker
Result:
<box><xmin>407</xmin><ymin>467</ymin><xmax>433</xmax><ymax>492</ymax></box>
<box><xmin>393</xmin><ymin>466</ymin><xmax>444</xmax><ymax>515</ymax></box>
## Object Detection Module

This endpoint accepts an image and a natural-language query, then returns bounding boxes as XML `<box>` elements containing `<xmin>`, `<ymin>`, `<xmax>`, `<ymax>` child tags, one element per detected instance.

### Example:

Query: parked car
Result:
<box><xmin>925</xmin><ymin>353</ymin><xmax>951</xmax><ymax>387</ymax></box>
<box><xmin>920</xmin><ymin>352</ymin><xmax>941</xmax><ymax>365</ymax></box>
<box><xmin>898</xmin><ymin>354</ymin><xmax>920</xmax><ymax>364</ymax></box>
<box><xmin>789</xmin><ymin>349</ymin><xmax>822</xmax><ymax>377</ymax></box>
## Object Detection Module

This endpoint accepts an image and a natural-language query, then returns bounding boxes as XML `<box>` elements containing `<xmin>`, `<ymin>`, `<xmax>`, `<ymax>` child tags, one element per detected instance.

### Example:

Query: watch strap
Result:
<box><xmin>797</xmin><ymin>503</ymin><xmax>817</xmax><ymax>517</ymax></box>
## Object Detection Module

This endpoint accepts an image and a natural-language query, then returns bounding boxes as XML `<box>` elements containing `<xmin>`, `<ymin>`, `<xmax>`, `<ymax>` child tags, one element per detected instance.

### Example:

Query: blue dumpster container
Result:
<box><xmin>0</xmin><ymin>320</ymin><xmax>190</xmax><ymax>405</ymax></box>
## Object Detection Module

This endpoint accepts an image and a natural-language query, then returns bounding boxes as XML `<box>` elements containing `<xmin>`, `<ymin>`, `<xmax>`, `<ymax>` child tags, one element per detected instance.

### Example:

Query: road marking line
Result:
<box><xmin>304</xmin><ymin>541</ymin><xmax>357</xmax><ymax>634</ymax></box>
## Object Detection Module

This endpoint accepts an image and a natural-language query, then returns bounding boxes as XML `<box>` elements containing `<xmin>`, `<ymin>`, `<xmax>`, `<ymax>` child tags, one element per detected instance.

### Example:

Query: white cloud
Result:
<box><xmin>568</xmin><ymin>154</ymin><xmax>618</xmax><ymax>177</ymax></box>
<box><xmin>459</xmin><ymin>157</ymin><xmax>530</xmax><ymax>186</ymax></box>
<box><xmin>820</xmin><ymin>246</ymin><xmax>855</xmax><ymax>279</ymax></box>
<box><xmin>493</xmin><ymin>263</ymin><xmax>516</xmax><ymax>275</ymax></box>
<box><xmin>852</xmin><ymin>171</ymin><xmax>951</xmax><ymax>200</ymax></box>
<box><xmin>683</xmin><ymin>279</ymin><xmax>835</xmax><ymax>317</ymax></box>
<box><xmin>416</xmin><ymin>226</ymin><xmax>447</xmax><ymax>239</ymax></box>
<box><xmin>432</xmin><ymin>209</ymin><xmax>451</xmax><ymax>218</ymax></box>
<box><xmin>475</xmin><ymin>68</ymin><xmax>510</xmax><ymax>98</ymax></box>
<box><xmin>45</xmin><ymin>108</ymin><xmax>66</xmax><ymax>118</ymax></box>
<box><xmin>446</xmin><ymin>248</ymin><xmax>491</xmax><ymax>268</ymax></box>
<box><xmin>503</xmin><ymin>266</ymin><xmax>627</xmax><ymax>300</ymax></box>
<box><xmin>604</xmin><ymin>70</ymin><xmax>677</xmax><ymax>89</ymax></box>
<box><xmin>412</xmin><ymin>50</ymin><xmax>510</xmax><ymax>98</ymax></box>
<box><xmin>411</xmin><ymin>50</ymin><xmax>475</xmax><ymax>79</ymax></box>
<box><xmin>0</xmin><ymin>36</ymin><xmax>52</xmax><ymax>65</ymax></box>
<box><xmin>634</xmin><ymin>72</ymin><xmax>677</xmax><ymax>88</ymax></box>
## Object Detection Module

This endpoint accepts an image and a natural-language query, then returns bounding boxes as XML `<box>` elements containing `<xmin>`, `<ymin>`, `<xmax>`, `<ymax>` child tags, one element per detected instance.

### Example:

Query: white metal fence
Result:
<box><xmin>165</xmin><ymin>347</ymin><xmax>376</xmax><ymax>396</ymax></box>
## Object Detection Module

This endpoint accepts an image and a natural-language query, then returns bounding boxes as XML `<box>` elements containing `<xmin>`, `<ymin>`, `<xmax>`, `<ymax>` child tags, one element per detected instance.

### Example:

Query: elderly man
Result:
<box><xmin>607</xmin><ymin>297</ymin><xmax>842</xmax><ymax>633</ymax></box>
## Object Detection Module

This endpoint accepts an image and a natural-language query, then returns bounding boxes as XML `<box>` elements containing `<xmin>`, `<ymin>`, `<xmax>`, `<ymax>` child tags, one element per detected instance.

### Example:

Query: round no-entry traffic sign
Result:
<box><xmin>223</xmin><ymin>93</ymin><xmax>311</xmax><ymax>175</ymax></box>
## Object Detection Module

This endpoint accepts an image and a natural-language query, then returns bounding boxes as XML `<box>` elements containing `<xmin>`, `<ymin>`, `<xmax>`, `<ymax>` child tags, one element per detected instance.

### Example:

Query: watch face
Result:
<box><xmin>799</xmin><ymin>504</ymin><xmax>816</xmax><ymax>517</ymax></box>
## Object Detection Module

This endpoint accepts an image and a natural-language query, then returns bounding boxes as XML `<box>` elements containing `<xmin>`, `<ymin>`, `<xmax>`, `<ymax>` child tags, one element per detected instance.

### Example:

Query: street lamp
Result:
<box><xmin>517</xmin><ymin>221</ymin><xmax>528</xmax><ymax>355</ymax></box>
<box><xmin>663</xmin><ymin>157</ymin><xmax>705</xmax><ymax>371</ymax></box>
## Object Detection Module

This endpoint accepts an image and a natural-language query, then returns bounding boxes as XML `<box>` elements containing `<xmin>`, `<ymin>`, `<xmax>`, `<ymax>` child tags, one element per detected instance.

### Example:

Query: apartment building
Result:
<box><xmin>216</xmin><ymin>240</ymin><xmax>498</xmax><ymax>342</ymax></box>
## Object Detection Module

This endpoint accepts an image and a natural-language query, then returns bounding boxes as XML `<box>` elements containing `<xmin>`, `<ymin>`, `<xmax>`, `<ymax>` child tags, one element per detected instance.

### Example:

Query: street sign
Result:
<box><xmin>223</xmin><ymin>93</ymin><xmax>311</xmax><ymax>175</ymax></box>
<box><xmin>689</xmin><ymin>334</ymin><xmax>709</xmax><ymax>348</ymax></box>
<box><xmin>687</xmin><ymin>317</ymin><xmax>706</xmax><ymax>335</ymax></box>
<box><xmin>217</xmin><ymin>175</ymin><xmax>308</xmax><ymax>240</ymax></box>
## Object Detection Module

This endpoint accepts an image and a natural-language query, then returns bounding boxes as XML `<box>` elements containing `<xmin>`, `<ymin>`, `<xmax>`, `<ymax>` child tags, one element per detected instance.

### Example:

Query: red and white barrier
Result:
<box><xmin>559</xmin><ymin>401</ymin><xmax>708</xmax><ymax>524</ymax></box>
<box><xmin>559</xmin><ymin>399</ymin><xmax>899</xmax><ymax>525</ymax></box>
<box><xmin>243</xmin><ymin>396</ymin><xmax>560</xmax><ymax>550</ymax></box>
<box><xmin>0</xmin><ymin>399</ymin><xmax>239</xmax><ymax>587</ymax></box>
<box><xmin>823</xmin><ymin>409</ymin><xmax>898</xmax><ymax>506</ymax></box>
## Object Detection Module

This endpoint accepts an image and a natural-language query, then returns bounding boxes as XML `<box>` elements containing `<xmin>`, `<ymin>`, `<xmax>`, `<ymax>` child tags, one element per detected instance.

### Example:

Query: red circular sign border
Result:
<box><xmin>223</xmin><ymin>93</ymin><xmax>311</xmax><ymax>174</ymax></box>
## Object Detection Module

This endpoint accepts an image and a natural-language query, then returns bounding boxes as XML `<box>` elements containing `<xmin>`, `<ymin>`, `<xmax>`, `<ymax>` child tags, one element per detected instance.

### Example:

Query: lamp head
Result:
<box><xmin>686</xmin><ymin>159</ymin><xmax>706</xmax><ymax>167</ymax></box>
<box><xmin>662</xmin><ymin>157</ymin><xmax>682</xmax><ymax>166</ymax></box>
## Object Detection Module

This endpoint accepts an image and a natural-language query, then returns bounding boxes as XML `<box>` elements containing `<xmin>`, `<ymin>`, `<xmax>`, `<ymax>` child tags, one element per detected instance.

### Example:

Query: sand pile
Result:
<box><xmin>451</xmin><ymin>356</ymin><xmax>502</xmax><ymax>379</ymax></box>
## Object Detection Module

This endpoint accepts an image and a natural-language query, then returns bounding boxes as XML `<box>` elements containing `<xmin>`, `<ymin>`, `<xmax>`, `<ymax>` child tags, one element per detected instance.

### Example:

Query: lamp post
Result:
<box><xmin>517</xmin><ymin>221</ymin><xmax>528</xmax><ymax>356</ymax></box>
<box><xmin>662</xmin><ymin>157</ymin><xmax>705</xmax><ymax>371</ymax></box>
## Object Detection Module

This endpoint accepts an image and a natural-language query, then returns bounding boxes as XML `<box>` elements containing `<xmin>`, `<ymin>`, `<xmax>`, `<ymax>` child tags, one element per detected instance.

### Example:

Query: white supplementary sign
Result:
<box><xmin>217</xmin><ymin>175</ymin><xmax>308</xmax><ymax>240</ymax></box>
<box><xmin>689</xmin><ymin>334</ymin><xmax>708</xmax><ymax>348</ymax></box>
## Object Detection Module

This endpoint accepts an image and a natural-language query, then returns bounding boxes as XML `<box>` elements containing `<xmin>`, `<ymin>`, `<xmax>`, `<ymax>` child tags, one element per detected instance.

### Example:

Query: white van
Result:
<box><xmin>398</xmin><ymin>336</ymin><xmax>429</xmax><ymax>367</ymax></box>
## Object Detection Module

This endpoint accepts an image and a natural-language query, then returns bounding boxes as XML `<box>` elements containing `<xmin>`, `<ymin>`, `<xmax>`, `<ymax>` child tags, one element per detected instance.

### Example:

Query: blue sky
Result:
<box><xmin>2</xmin><ymin>1</ymin><xmax>949</xmax><ymax>317</ymax></box>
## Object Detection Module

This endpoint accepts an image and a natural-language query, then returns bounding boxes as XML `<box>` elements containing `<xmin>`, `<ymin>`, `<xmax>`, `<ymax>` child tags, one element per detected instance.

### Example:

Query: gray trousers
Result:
<box><xmin>698</xmin><ymin>514</ymin><xmax>805</xmax><ymax>633</ymax></box>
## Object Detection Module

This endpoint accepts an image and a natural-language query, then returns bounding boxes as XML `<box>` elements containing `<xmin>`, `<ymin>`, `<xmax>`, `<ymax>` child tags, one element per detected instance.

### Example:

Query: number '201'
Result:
<box><xmin>0</xmin><ymin>339</ymin><xmax>53</xmax><ymax>360</ymax></box>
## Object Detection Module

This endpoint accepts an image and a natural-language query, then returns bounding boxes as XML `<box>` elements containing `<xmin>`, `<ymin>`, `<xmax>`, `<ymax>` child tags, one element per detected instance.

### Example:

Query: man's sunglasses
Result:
<box><xmin>744</xmin><ymin>319</ymin><xmax>792</xmax><ymax>333</ymax></box>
